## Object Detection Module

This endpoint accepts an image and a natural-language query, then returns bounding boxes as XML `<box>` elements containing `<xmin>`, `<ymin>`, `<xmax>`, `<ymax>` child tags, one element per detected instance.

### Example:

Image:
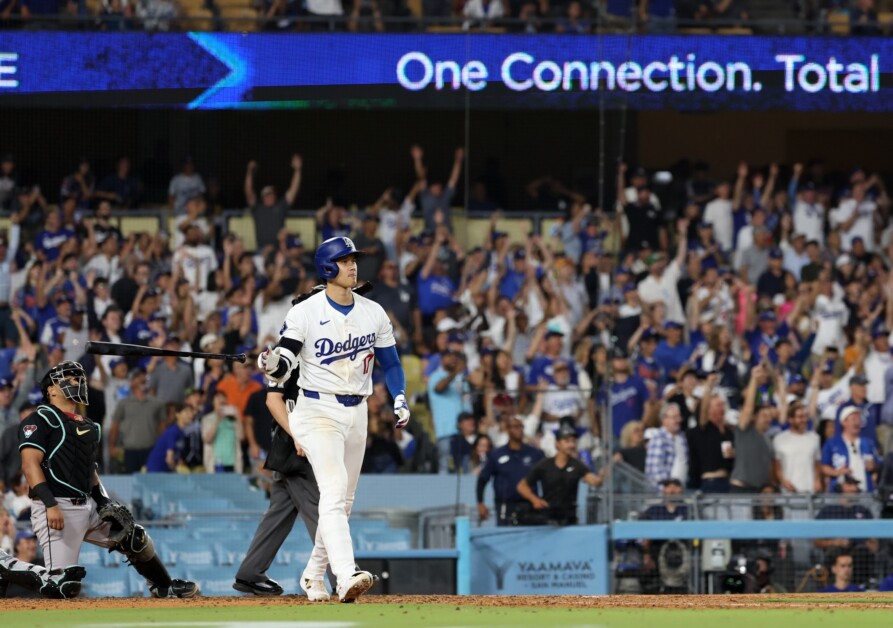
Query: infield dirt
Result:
<box><xmin>3</xmin><ymin>593</ymin><xmax>892</xmax><ymax>612</ymax></box>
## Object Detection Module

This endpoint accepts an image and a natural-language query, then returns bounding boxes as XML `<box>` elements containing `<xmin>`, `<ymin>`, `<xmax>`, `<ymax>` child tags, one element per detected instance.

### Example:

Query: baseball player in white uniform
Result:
<box><xmin>258</xmin><ymin>236</ymin><xmax>410</xmax><ymax>603</ymax></box>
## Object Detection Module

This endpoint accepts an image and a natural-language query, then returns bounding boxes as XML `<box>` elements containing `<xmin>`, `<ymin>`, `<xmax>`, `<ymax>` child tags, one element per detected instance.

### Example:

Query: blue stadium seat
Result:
<box><xmin>77</xmin><ymin>544</ymin><xmax>104</xmax><ymax>568</ymax></box>
<box><xmin>161</xmin><ymin>541</ymin><xmax>216</xmax><ymax>567</ymax></box>
<box><xmin>84</xmin><ymin>568</ymin><xmax>130</xmax><ymax>597</ymax></box>
<box><xmin>214</xmin><ymin>539</ymin><xmax>251</xmax><ymax>566</ymax></box>
<box><xmin>176</xmin><ymin>497</ymin><xmax>235</xmax><ymax>514</ymax></box>
<box><xmin>129</xmin><ymin>570</ymin><xmax>148</xmax><ymax>597</ymax></box>
<box><xmin>186</xmin><ymin>568</ymin><xmax>237</xmax><ymax>596</ymax></box>
<box><xmin>355</xmin><ymin>528</ymin><xmax>412</xmax><ymax>552</ymax></box>
<box><xmin>349</xmin><ymin>518</ymin><xmax>389</xmax><ymax>536</ymax></box>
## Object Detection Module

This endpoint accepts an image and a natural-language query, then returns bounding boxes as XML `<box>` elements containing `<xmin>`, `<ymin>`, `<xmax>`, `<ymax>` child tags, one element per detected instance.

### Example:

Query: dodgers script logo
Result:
<box><xmin>315</xmin><ymin>332</ymin><xmax>376</xmax><ymax>365</ymax></box>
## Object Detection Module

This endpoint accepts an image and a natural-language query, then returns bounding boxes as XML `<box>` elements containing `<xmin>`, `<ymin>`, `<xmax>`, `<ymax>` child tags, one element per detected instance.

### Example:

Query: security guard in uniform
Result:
<box><xmin>476</xmin><ymin>415</ymin><xmax>545</xmax><ymax>526</ymax></box>
<box><xmin>517</xmin><ymin>420</ymin><xmax>605</xmax><ymax>526</ymax></box>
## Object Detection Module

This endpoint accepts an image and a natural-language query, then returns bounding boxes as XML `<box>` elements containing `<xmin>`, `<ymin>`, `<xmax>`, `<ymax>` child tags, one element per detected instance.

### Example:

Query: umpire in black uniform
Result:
<box><xmin>233</xmin><ymin>364</ymin><xmax>332</xmax><ymax>598</ymax></box>
<box><xmin>476</xmin><ymin>414</ymin><xmax>544</xmax><ymax>526</ymax></box>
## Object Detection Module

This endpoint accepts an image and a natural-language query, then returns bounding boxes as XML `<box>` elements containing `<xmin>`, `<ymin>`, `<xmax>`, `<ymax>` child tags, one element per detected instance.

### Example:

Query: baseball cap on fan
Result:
<box><xmin>200</xmin><ymin>333</ymin><xmax>220</xmax><ymax>350</ymax></box>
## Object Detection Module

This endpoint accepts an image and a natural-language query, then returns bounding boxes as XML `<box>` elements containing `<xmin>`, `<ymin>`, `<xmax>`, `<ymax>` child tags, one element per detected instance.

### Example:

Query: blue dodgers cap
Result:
<box><xmin>641</xmin><ymin>328</ymin><xmax>658</xmax><ymax>341</ymax></box>
<box><xmin>769</xmin><ymin>247</ymin><xmax>784</xmax><ymax>260</ymax></box>
<box><xmin>109</xmin><ymin>358</ymin><xmax>126</xmax><ymax>370</ymax></box>
<box><xmin>759</xmin><ymin>310</ymin><xmax>777</xmax><ymax>322</ymax></box>
<box><xmin>615</xmin><ymin>266</ymin><xmax>631</xmax><ymax>276</ymax></box>
<box><xmin>15</xmin><ymin>529</ymin><xmax>36</xmax><ymax>543</ymax></box>
<box><xmin>663</xmin><ymin>320</ymin><xmax>683</xmax><ymax>330</ymax></box>
<box><xmin>851</xmin><ymin>374</ymin><xmax>869</xmax><ymax>385</ymax></box>
<box><xmin>0</xmin><ymin>377</ymin><xmax>10</xmax><ymax>389</ymax></box>
<box><xmin>286</xmin><ymin>235</ymin><xmax>304</xmax><ymax>248</ymax></box>
<box><xmin>28</xmin><ymin>388</ymin><xmax>44</xmax><ymax>405</ymax></box>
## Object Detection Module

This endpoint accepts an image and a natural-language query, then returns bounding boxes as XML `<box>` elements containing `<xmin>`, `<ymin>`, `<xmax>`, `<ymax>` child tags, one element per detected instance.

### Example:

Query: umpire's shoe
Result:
<box><xmin>233</xmin><ymin>578</ymin><xmax>284</xmax><ymax>596</ymax></box>
<box><xmin>337</xmin><ymin>571</ymin><xmax>373</xmax><ymax>603</ymax></box>
<box><xmin>150</xmin><ymin>578</ymin><xmax>200</xmax><ymax>598</ymax></box>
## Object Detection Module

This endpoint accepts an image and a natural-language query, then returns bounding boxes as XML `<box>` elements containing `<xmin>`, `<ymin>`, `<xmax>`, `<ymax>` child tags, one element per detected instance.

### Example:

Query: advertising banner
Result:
<box><xmin>470</xmin><ymin>524</ymin><xmax>609</xmax><ymax>595</ymax></box>
<box><xmin>1</xmin><ymin>33</ymin><xmax>892</xmax><ymax>111</ymax></box>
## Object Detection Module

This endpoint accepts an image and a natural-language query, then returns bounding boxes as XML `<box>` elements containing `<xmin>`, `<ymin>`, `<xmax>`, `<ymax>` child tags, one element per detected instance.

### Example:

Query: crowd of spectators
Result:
<box><xmin>2</xmin><ymin>142</ymin><xmax>893</xmax><ymax>587</ymax></box>
<box><xmin>1</xmin><ymin>0</ymin><xmax>891</xmax><ymax>34</ymax></box>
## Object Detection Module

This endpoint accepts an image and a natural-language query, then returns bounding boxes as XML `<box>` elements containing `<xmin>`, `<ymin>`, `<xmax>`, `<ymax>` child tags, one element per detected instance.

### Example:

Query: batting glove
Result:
<box><xmin>257</xmin><ymin>345</ymin><xmax>281</xmax><ymax>377</ymax></box>
<box><xmin>393</xmin><ymin>394</ymin><xmax>411</xmax><ymax>429</ymax></box>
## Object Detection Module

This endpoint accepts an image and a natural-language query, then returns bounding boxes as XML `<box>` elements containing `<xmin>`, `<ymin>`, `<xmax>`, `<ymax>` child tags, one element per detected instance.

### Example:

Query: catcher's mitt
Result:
<box><xmin>98</xmin><ymin>501</ymin><xmax>135</xmax><ymax>546</ymax></box>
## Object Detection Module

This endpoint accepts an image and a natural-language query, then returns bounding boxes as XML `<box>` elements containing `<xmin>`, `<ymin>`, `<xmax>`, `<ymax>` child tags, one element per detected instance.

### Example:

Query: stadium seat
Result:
<box><xmin>355</xmin><ymin>528</ymin><xmax>412</xmax><ymax>552</ymax></box>
<box><xmin>77</xmin><ymin>544</ymin><xmax>104</xmax><ymax>568</ymax></box>
<box><xmin>186</xmin><ymin>568</ymin><xmax>237</xmax><ymax>596</ymax></box>
<box><xmin>162</xmin><ymin>541</ymin><xmax>216</xmax><ymax>567</ymax></box>
<box><xmin>120</xmin><ymin>215</ymin><xmax>162</xmax><ymax>237</ymax></box>
<box><xmin>265</xmin><ymin>566</ymin><xmax>300</xmax><ymax>593</ymax></box>
<box><xmin>284</xmin><ymin>216</ymin><xmax>317</xmax><ymax>247</ymax></box>
<box><xmin>228</xmin><ymin>214</ymin><xmax>257</xmax><ymax>251</ymax></box>
<box><xmin>215</xmin><ymin>539</ymin><xmax>250</xmax><ymax>566</ymax></box>
<box><xmin>84</xmin><ymin>568</ymin><xmax>130</xmax><ymax>598</ymax></box>
<box><xmin>827</xmin><ymin>10</ymin><xmax>850</xmax><ymax>35</ymax></box>
<box><xmin>715</xmin><ymin>27</ymin><xmax>753</xmax><ymax>35</ymax></box>
<box><xmin>402</xmin><ymin>354</ymin><xmax>423</xmax><ymax>403</ymax></box>
<box><xmin>349</xmin><ymin>518</ymin><xmax>389</xmax><ymax>535</ymax></box>
<box><xmin>176</xmin><ymin>497</ymin><xmax>235</xmax><ymax>514</ymax></box>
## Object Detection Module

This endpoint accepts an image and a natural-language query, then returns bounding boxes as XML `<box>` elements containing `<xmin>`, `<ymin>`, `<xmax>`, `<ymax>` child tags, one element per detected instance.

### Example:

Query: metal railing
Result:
<box><xmin>0</xmin><ymin>14</ymin><xmax>879</xmax><ymax>35</ymax></box>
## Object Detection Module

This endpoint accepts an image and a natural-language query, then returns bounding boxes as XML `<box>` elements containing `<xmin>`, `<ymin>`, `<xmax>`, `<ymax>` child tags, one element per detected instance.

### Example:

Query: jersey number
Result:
<box><xmin>363</xmin><ymin>353</ymin><xmax>374</xmax><ymax>374</ymax></box>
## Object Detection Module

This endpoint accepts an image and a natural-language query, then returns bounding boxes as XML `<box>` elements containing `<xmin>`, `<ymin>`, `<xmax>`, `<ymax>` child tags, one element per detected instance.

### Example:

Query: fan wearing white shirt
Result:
<box><xmin>171</xmin><ymin>224</ymin><xmax>218</xmax><ymax>293</ymax></box>
<box><xmin>703</xmin><ymin>182</ymin><xmax>733</xmax><ymax>253</ymax></box>
<box><xmin>773</xmin><ymin>403</ymin><xmax>822</xmax><ymax>493</ymax></box>
<box><xmin>863</xmin><ymin>330</ymin><xmax>891</xmax><ymax>404</ymax></box>
<box><xmin>637</xmin><ymin>219</ymin><xmax>689</xmax><ymax>325</ymax></box>
<box><xmin>463</xmin><ymin>0</ymin><xmax>504</xmax><ymax>22</ymax></box>
<box><xmin>793</xmin><ymin>182</ymin><xmax>825</xmax><ymax>245</ymax></box>
<box><xmin>830</xmin><ymin>183</ymin><xmax>877</xmax><ymax>251</ymax></box>
<box><xmin>811</xmin><ymin>280</ymin><xmax>849</xmax><ymax>356</ymax></box>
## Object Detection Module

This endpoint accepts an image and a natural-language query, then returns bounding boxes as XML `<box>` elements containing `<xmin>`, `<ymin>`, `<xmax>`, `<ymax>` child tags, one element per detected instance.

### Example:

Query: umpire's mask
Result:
<box><xmin>41</xmin><ymin>361</ymin><xmax>90</xmax><ymax>406</ymax></box>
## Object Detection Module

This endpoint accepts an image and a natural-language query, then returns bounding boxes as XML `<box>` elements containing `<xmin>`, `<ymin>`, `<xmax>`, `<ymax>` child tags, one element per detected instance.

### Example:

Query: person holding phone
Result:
<box><xmin>201</xmin><ymin>392</ymin><xmax>244</xmax><ymax>473</ymax></box>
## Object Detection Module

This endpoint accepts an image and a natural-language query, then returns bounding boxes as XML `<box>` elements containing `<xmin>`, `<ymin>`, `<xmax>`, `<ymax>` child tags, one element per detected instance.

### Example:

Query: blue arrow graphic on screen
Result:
<box><xmin>187</xmin><ymin>33</ymin><xmax>250</xmax><ymax>109</ymax></box>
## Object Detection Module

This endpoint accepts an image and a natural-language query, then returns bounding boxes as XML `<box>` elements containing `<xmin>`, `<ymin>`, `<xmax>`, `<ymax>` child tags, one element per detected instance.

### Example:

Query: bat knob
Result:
<box><xmin>236</xmin><ymin>353</ymin><xmax>248</xmax><ymax>364</ymax></box>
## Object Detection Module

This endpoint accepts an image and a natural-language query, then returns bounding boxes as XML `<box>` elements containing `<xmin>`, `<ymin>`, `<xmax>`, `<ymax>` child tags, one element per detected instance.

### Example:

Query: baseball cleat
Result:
<box><xmin>150</xmin><ymin>578</ymin><xmax>200</xmax><ymax>598</ymax></box>
<box><xmin>233</xmin><ymin>577</ymin><xmax>283</xmax><ymax>596</ymax></box>
<box><xmin>46</xmin><ymin>565</ymin><xmax>87</xmax><ymax>599</ymax></box>
<box><xmin>337</xmin><ymin>571</ymin><xmax>373</xmax><ymax>603</ymax></box>
<box><xmin>301</xmin><ymin>577</ymin><xmax>331</xmax><ymax>602</ymax></box>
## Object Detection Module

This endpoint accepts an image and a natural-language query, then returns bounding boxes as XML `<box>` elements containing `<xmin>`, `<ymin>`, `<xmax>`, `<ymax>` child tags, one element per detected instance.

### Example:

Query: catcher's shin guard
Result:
<box><xmin>114</xmin><ymin>525</ymin><xmax>173</xmax><ymax>589</ymax></box>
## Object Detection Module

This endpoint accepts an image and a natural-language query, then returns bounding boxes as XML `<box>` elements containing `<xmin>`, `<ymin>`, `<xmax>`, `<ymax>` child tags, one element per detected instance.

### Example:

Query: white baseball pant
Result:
<box><xmin>30</xmin><ymin>498</ymin><xmax>115</xmax><ymax>569</ymax></box>
<box><xmin>289</xmin><ymin>393</ymin><xmax>367</xmax><ymax>584</ymax></box>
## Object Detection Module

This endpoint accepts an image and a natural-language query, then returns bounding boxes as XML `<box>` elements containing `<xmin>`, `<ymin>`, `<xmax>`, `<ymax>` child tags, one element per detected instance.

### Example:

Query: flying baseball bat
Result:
<box><xmin>86</xmin><ymin>341</ymin><xmax>247</xmax><ymax>363</ymax></box>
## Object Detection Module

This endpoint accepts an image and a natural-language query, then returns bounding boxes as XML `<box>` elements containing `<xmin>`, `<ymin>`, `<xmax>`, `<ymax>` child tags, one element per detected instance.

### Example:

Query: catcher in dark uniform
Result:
<box><xmin>18</xmin><ymin>361</ymin><xmax>199</xmax><ymax>598</ymax></box>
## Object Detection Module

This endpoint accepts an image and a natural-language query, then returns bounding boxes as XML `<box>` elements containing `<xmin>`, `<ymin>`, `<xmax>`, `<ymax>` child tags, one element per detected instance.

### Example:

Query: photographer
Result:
<box><xmin>201</xmin><ymin>391</ymin><xmax>245</xmax><ymax>473</ymax></box>
<box><xmin>516</xmin><ymin>421</ymin><xmax>603</xmax><ymax>526</ymax></box>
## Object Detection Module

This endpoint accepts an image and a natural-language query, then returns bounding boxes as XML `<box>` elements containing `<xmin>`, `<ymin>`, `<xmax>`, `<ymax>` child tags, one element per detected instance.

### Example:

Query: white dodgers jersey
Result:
<box><xmin>280</xmin><ymin>291</ymin><xmax>395</xmax><ymax>396</ymax></box>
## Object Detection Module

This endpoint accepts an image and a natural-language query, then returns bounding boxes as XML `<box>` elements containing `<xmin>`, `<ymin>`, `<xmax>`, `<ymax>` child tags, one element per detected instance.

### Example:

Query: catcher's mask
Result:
<box><xmin>41</xmin><ymin>361</ymin><xmax>89</xmax><ymax>406</ymax></box>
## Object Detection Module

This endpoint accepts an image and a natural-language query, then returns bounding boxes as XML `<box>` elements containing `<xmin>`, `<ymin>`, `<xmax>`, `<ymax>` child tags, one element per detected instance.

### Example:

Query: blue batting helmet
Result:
<box><xmin>314</xmin><ymin>236</ymin><xmax>363</xmax><ymax>280</ymax></box>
